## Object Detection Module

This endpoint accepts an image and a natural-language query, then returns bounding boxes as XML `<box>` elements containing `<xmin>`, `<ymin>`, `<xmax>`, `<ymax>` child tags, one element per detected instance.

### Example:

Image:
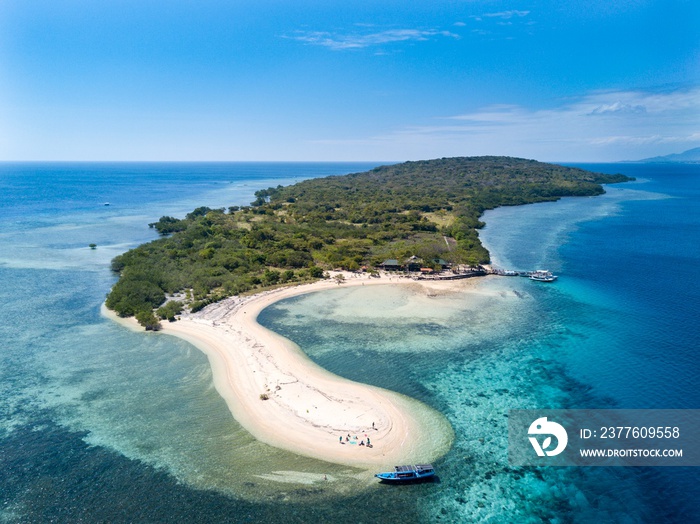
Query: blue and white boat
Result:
<box><xmin>374</xmin><ymin>464</ymin><xmax>436</xmax><ymax>483</ymax></box>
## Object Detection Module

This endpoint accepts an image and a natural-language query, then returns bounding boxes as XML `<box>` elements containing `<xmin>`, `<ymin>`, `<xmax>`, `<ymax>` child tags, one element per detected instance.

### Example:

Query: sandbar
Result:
<box><xmin>103</xmin><ymin>272</ymin><xmax>477</xmax><ymax>469</ymax></box>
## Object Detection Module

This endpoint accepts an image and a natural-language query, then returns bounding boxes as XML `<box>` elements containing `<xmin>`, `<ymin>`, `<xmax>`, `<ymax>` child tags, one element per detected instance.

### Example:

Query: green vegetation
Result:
<box><xmin>157</xmin><ymin>300</ymin><xmax>184</xmax><ymax>322</ymax></box>
<box><xmin>106</xmin><ymin>156</ymin><xmax>633</xmax><ymax>328</ymax></box>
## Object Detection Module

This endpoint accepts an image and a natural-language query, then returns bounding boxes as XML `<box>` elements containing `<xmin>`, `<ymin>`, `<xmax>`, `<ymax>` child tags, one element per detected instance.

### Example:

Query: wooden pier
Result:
<box><xmin>490</xmin><ymin>268</ymin><xmax>559</xmax><ymax>282</ymax></box>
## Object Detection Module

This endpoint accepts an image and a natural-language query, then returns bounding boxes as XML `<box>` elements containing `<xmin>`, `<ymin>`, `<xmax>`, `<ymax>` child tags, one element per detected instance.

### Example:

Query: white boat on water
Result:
<box><xmin>530</xmin><ymin>270</ymin><xmax>557</xmax><ymax>282</ymax></box>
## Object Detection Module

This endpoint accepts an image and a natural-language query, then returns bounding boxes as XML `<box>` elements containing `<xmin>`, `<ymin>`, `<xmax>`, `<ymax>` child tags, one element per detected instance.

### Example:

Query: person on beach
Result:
<box><xmin>367</xmin><ymin>437</ymin><xmax>371</xmax><ymax>446</ymax></box>
<box><xmin>339</xmin><ymin>436</ymin><xmax>342</xmax><ymax>444</ymax></box>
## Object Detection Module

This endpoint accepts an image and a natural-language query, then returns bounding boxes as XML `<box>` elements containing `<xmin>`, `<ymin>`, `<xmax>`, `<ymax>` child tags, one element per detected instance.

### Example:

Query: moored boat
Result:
<box><xmin>374</xmin><ymin>464</ymin><xmax>436</xmax><ymax>483</ymax></box>
<box><xmin>529</xmin><ymin>270</ymin><xmax>558</xmax><ymax>282</ymax></box>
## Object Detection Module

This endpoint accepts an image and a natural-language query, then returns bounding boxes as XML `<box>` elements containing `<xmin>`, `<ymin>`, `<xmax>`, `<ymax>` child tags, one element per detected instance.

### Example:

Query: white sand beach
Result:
<box><xmin>103</xmin><ymin>273</ymin><xmax>484</xmax><ymax>469</ymax></box>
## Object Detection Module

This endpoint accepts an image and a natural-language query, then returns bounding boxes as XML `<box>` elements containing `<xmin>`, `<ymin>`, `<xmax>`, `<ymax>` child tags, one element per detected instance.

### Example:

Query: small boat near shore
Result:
<box><xmin>375</xmin><ymin>464</ymin><xmax>436</xmax><ymax>483</ymax></box>
<box><xmin>492</xmin><ymin>269</ymin><xmax>519</xmax><ymax>276</ymax></box>
<box><xmin>529</xmin><ymin>270</ymin><xmax>558</xmax><ymax>282</ymax></box>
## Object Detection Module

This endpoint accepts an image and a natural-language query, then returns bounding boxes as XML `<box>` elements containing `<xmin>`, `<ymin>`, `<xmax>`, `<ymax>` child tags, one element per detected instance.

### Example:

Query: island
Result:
<box><xmin>103</xmin><ymin>156</ymin><xmax>632</xmax><ymax>469</ymax></box>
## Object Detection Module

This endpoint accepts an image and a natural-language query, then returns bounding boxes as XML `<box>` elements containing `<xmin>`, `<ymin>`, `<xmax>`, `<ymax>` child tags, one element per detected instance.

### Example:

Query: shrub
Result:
<box><xmin>156</xmin><ymin>301</ymin><xmax>183</xmax><ymax>321</ymax></box>
<box><xmin>135</xmin><ymin>310</ymin><xmax>161</xmax><ymax>331</ymax></box>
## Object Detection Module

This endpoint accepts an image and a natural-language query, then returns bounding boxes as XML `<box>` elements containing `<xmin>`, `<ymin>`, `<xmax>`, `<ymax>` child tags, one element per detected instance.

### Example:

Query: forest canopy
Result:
<box><xmin>105</xmin><ymin>156</ymin><xmax>632</xmax><ymax>328</ymax></box>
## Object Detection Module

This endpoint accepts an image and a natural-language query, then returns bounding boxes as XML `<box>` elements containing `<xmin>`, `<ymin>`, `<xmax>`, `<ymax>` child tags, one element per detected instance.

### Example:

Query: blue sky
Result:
<box><xmin>1</xmin><ymin>0</ymin><xmax>698</xmax><ymax>162</ymax></box>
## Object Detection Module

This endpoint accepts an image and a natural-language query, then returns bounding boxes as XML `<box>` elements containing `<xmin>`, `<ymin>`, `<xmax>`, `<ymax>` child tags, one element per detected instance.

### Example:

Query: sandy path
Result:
<box><xmin>104</xmin><ymin>273</ymin><xmax>470</xmax><ymax>468</ymax></box>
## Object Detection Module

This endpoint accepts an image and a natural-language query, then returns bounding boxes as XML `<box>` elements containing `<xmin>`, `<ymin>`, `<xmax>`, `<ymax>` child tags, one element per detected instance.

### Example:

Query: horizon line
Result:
<box><xmin>0</xmin><ymin>157</ymin><xmax>633</xmax><ymax>165</ymax></box>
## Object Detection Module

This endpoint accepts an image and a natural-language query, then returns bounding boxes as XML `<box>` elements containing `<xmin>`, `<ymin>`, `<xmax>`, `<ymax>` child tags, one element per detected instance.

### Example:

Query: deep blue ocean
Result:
<box><xmin>0</xmin><ymin>161</ymin><xmax>697</xmax><ymax>523</ymax></box>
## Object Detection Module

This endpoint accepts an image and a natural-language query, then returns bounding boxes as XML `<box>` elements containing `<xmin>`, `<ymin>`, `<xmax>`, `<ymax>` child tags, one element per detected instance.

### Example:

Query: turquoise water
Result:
<box><xmin>1</xmin><ymin>162</ymin><xmax>698</xmax><ymax>522</ymax></box>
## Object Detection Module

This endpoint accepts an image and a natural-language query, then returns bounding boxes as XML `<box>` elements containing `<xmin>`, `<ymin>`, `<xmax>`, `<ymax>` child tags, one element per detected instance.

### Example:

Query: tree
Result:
<box><xmin>136</xmin><ymin>310</ymin><xmax>161</xmax><ymax>331</ymax></box>
<box><xmin>105</xmin><ymin>279</ymin><xmax>166</xmax><ymax>317</ymax></box>
<box><xmin>262</xmin><ymin>269</ymin><xmax>281</xmax><ymax>285</ymax></box>
<box><xmin>156</xmin><ymin>301</ymin><xmax>183</xmax><ymax>321</ymax></box>
<box><xmin>149</xmin><ymin>216</ymin><xmax>187</xmax><ymax>235</ymax></box>
<box><xmin>308</xmin><ymin>266</ymin><xmax>324</xmax><ymax>278</ymax></box>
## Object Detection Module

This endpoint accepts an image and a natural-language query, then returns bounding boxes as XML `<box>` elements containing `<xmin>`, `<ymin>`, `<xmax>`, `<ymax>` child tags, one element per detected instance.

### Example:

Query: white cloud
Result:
<box><xmin>479</xmin><ymin>10</ymin><xmax>530</xmax><ymax>20</ymax></box>
<box><xmin>467</xmin><ymin>10</ymin><xmax>534</xmax><ymax>38</ymax></box>
<box><xmin>308</xmin><ymin>87</ymin><xmax>700</xmax><ymax>162</ymax></box>
<box><xmin>285</xmin><ymin>28</ymin><xmax>459</xmax><ymax>50</ymax></box>
<box><xmin>589</xmin><ymin>101</ymin><xmax>646</xmax><ymax>115</ymax></box>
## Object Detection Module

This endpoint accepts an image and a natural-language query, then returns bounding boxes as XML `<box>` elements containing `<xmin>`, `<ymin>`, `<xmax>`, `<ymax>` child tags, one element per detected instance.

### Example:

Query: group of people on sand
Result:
<box><xmin>339</xmin><ymin>434</ymin><xmax>372</xmax><ymax>448</ymax></box>
<box><xmin>338</xmin><ymin>422</ymin><xmax>376</xmax><ymax>448</ymax></box>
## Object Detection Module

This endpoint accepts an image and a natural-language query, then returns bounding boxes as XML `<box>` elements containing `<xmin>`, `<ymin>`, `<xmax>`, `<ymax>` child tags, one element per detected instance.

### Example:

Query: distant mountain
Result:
<box><xmin>629</xmin><ymin>147</ymin><xmax>700</xmax><ymax>163</ymax></box>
